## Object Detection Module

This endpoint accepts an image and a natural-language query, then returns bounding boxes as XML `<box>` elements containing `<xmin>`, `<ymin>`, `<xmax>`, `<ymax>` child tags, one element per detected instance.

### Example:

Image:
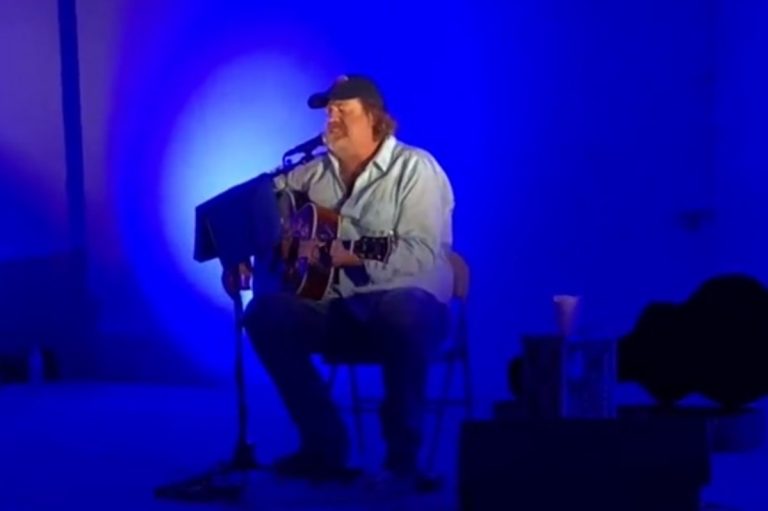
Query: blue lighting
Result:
<box><xmin>104</xmin><ymin>6</ymin><xmax>346</xmax><ymax>372</ymax></box>
<box><xmin>160</xmin><ymin>54</ymin><xmax>325</xmax><ymax>307</ymax></box>
<box><xmin>105</xmin><ymin>3</ymin><xmax>492</xmax><ymax>378</ymax></box>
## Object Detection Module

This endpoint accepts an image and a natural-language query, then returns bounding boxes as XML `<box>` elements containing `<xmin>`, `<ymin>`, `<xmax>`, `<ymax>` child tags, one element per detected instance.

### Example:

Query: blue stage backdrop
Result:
<box><xmin>0</xmin><ymin>0</ymin><xmax>760</xmax><ymax>405</ymax></box>
<box><xmin>0</xmin><ymin>0</ymin><xmax>70</xmax><ymax>260</ymax></box>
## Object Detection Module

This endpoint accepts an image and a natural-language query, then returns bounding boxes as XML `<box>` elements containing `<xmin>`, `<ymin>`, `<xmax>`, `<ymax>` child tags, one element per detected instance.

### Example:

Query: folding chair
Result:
<box><xmin>324</xmin><ymin>250</ymin><xmax>473</xmax><ymax>472</ymax></box>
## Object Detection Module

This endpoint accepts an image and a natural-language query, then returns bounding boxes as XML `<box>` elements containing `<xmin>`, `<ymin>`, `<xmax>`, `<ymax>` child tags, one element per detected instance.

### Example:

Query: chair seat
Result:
<box><xmin>436</xmin><ymin>337</ymin><xmax>465</xmax><ymax>360</ymax></box>
<box><xmin>322</xmin><ymin>351</ymin><xmax>380</xmax><ymax>365</ymax></box>
<box><xmin>321</xmin><ymin>338</ymin><xmax>464</xmax><ymax>366</ymax></box>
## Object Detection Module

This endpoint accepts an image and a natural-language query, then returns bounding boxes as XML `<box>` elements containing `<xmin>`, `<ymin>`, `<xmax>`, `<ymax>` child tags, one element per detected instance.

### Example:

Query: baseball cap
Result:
<box><xmin>307</xmin><ymin>74</ymin><xmax>385</xmax><ymax>109</ymax></box>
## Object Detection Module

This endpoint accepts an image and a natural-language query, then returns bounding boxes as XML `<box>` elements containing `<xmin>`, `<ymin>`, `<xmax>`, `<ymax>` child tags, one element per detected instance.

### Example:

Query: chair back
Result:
<box><xmin>449</xmin><ymin>251</ymin><xmax>470</xmax><ymax>301</ymax></box>
<box><xmin>439</xmin><ymin>250</ymin><xmax>470</xmax><ymax>358</ymax></box>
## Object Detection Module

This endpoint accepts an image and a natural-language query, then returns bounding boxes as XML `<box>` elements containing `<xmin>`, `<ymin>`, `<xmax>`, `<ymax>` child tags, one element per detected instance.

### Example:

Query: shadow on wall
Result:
<box><xmin>0</xmin><ymin>146</ymin><xmax>215</xmax><ymax>386</ymax></box>
<box><xmin>0</xmin><ymin>147</ymin><xmax>66</xmax><ymax>260</ymax></box>
<box><xmin>0</xmin><ymin>144</ymin><xmax>90</xmax><ymax>378</ymax></box>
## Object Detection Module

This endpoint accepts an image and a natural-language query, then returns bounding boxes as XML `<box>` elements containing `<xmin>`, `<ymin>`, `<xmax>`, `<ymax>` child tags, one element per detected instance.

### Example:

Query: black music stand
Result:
<box><xmin>154</xmin><ymin>154</ymin><xmax>315</xmax><ymax>503</ymax></box>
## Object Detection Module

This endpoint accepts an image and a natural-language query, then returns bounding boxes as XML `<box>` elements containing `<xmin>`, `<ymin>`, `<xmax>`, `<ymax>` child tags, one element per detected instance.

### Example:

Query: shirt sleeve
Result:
<box><xmin>272</xmin><ymin>158</ymin><xmax>320</xmax><ymax>193</ymax></box>
<box><xmin>362</xmin><ymin>153</ymin><xmax>450</xmax><ymax>283</ymax></box>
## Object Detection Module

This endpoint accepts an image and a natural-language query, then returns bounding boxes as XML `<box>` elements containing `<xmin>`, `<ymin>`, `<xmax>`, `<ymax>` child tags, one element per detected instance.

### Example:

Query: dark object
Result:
<box><xmin>619</xmin><ymin>404</ymin><xmax>766</xmax><ymax>454</ymax></box>
<box><xmin>0</xmin><ymin>353</ymin><xmax>25</xmax><ymax>383</ymax></box>
<box><xmin>0</xmin><ymin>347</ymin><xmax>57</xmax><ymax>384</ymax></box>
<box><xmin>193</xmin><ymin>172</ymin><xmax>282</xmax><ymax>269</ymax></box>
<box><xmin>58</xmin><ymin>0</ymin><xmax>87</xmax><ymax>254</ymax></box>
<box><xmin>618</xmin><ymin>274</ymin><xmax>768</xmax><ymax>408</ymax></box>
<box><xmin>458</xmin><ymin>414</ymin><xmax>710</xmax><ymax>511</ymax></box>
<box><xmin>153</xmin><ymin>468</ymin><xmax>244</xmax><ymax>503</ymax></box>
<box><xmin>495</xmin><ymin>399</ymin><xmax>765</xmax><ymax>453</ymax></box>
<box><xmin>507</xmin><ymin>356</ymin><xmax>523</xmax><ymax>397</ymax></box>
<box><xmin>509</xmin><ymin>335</ymin><xmax>616</xmax><ymax>419</ymax></box>
<box><xmin>0</xmin><ymin>251</ymin><xmax>92</xmax><ymax>381</ymax></box>
<box><xmin>271</xmin><ymin>451</ymin><xmax>364</xmax><ymax>483</ymax></box>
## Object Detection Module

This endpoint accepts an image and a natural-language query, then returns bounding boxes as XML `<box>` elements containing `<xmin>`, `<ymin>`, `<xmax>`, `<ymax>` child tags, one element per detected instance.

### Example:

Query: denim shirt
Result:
<box><xmin>273</xmin><ymin>135</ymin><xmax>455</xmax><ymax>303</ymax></box>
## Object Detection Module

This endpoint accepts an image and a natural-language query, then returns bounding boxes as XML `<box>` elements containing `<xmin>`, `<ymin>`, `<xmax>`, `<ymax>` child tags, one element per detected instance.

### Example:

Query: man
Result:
<box><xmin>225</xmin><ymin>75</ymin><xmax>455</xmax><ymax>487</ymax></box>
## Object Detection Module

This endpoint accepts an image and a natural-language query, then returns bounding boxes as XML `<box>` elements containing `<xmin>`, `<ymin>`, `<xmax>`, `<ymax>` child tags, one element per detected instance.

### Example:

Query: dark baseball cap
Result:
<box><xmin>307</xmin><ymin>74</ymin><xmax>385</xmax><ymax>109</ymax></box>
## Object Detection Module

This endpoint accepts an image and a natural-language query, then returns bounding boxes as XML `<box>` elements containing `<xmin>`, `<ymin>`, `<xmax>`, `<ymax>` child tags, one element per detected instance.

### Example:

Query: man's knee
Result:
<box><xmin>377</xmin><ymin>287</ymin><xmax>438</xmax><ymax>318</ymax></box>
<box><xmin>244</xmin><ymin>292</ymin><xmax>328</xmax><ymax>355</ymax></box>
<box><xmin>243</xmin><ymin>292</ymin><xmax>301</xmax><ymax>343</ymax></box>
<box><xmin>374</xmin><ymin>287</ymin><xmax>448</xmax><ymax>351</ymax></box>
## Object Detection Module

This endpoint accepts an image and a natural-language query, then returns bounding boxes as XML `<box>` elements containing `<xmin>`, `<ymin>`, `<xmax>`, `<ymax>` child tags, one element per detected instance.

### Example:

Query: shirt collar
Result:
<box><xmin>371</xmin><ymin>135</ymin><xmax>397</xmax><ymax>172</ymax></box>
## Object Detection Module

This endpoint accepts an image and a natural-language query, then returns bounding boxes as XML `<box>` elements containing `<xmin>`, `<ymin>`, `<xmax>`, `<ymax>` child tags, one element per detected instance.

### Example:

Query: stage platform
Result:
<box><xmin>0</xmin><ymin>382</ymin><xmax>458</xmax><ymax>510</ymax></box>
<box><xmin>0</xmin><ymin>382</ymin><xmax>766</xmax><ymax>510</ymax></box>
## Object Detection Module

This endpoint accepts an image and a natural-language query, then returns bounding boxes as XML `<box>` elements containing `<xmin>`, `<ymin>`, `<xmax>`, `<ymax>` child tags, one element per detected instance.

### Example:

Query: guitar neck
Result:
<box><xmin>341</xmin><ymin>240</ymin><xmax>371</xmax><ymax>258</ymax></box>
<box><xmin>342</xmin><ymin>236</ymin><xmax>393</xmax><ymax>263</ymax></box>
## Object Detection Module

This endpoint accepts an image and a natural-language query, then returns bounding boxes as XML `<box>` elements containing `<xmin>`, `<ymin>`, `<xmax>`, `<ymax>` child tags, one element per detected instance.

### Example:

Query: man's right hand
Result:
<box><xmin>297</xmin><ymin>239</ymin><xmax>323</xmax><ymax>266</ymax></box>
<box><xmin>222</xmin><ymin>262</ymin><xmax>253</xmax><ymax>298</ymax></box>
<box><xmin>281</xmin><ymin>237</ymin><xmax>324</xmax><ymax>265</ymax></box>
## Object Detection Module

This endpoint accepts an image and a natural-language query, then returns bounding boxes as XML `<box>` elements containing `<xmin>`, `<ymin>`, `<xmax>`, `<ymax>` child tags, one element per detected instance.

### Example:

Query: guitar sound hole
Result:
<box><xmin>317</xmin><ymin>225</ymin><xmax>335</xmax><ymax>242</ymax></box>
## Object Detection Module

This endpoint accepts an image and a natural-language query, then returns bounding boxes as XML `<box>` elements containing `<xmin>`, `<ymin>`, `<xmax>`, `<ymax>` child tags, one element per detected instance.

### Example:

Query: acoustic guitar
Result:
<box><xmin>278</xmin><ymin>191</ymin><xmax>395</xmax><ymax>300</ymax></box>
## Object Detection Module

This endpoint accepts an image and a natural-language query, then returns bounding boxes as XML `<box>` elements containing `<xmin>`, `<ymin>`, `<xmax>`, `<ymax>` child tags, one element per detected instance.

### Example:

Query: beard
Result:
<box><xmin>325</xmin><ymin>122</ymin><xmax>347</xmax><ymax>141</ymax></box>
<box><xmin>324</xmin><ymin>125</ymin><xmax>349</xmax><ymax>156</ymax></box>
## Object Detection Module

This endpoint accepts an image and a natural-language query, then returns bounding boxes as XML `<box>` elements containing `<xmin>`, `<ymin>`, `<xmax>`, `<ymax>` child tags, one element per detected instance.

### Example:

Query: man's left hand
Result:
<box><xmin>329</xmin><ymin>239</ymin><xmax>363</xmax><ymax>267</ymax></box>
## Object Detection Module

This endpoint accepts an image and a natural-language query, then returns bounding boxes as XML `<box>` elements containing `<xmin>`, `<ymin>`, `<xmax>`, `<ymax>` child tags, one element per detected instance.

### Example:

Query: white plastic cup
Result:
<box><xmin>553</xmin><ymin>294</ymin><xmax>581</xmax><ymax>338</ymax></box>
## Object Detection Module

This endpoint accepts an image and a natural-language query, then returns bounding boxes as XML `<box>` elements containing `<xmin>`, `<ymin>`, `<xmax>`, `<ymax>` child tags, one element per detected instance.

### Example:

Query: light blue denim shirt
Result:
<box><xmin>273</xmin><ymin>135</ymin><xmax>455</xmax><ymax>303</ymax></box>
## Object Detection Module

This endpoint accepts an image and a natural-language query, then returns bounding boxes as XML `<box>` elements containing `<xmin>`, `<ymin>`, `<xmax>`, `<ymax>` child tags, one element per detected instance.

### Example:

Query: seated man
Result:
<box><xmin>224</xmin><ymin>75</ymin><xmax>455</xmax><ymax>486</ymax></box>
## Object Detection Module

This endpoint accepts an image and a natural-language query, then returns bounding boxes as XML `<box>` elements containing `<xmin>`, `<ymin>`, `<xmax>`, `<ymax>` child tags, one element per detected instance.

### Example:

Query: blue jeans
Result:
<box><xmin>243</xmin><ymin>287</ymin><xmax>449</xmax><ymax>473</ymax></box>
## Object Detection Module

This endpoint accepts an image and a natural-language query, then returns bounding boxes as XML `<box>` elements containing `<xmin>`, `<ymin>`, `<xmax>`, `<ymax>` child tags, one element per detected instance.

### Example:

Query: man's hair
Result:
<box><xmin>362</xmin><ymin>100</ymin><xmax>397</xmax><ymax>140</ymax></box>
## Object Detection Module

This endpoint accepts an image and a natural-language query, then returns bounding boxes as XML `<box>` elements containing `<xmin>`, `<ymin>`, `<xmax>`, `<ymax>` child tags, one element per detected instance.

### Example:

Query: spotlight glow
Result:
<box><xmin>112</xmin><ymin>48</ymin><xmax>330</xmax><ymax>373</ymax></box>
<box><xmin>160</xmin><ymin>53</ymin><xmax>324</xmax><ymax>309</ymax></box>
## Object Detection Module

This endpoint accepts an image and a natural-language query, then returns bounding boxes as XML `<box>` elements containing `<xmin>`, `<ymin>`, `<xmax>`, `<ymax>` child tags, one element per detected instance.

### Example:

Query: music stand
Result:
<box><xmin>154</xmin><ymin>154</ymin><xmax>315</xmax><ymax>503</ymax></box>
<box><xmin>152</xmin><ymin>288</ymin><xmax>256</xmax><ymax>502</ymax></box>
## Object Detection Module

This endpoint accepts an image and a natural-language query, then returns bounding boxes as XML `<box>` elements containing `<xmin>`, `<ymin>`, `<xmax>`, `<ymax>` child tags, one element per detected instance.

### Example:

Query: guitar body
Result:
<box><xmin>283</xmin><ymin>202</ymin><xmax>340</xmax><ymax>300</ymax></box>
<box><xmin>278</xmin><ymin>190</ymin><xmax>393</xmax><ymax>300</ymax></box>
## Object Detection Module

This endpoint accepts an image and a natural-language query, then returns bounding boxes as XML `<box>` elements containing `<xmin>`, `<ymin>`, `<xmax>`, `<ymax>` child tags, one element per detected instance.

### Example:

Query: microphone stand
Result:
<box><xmin>153</xmin><ymin>149</ymin><xmax>319</xmax><ymax>503</ymax></box>
<box><xmin>229</xmin><ymin>289</ymin><xmax>258</xmax><ymax>469</ymax></box>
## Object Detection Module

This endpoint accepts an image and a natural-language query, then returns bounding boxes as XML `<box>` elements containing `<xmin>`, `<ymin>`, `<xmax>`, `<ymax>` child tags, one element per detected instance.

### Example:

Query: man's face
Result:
<box><xmin>324</xmin><ymin>98</ymin><xmax>374</xmax><ymax>153</ymax></box>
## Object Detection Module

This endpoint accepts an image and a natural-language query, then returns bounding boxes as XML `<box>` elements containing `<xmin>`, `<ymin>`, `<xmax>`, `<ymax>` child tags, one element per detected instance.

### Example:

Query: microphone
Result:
<box><xmin>282</xmin><ymin>134</ymin><xmax>325</xmax><ymax>158</ymax></box>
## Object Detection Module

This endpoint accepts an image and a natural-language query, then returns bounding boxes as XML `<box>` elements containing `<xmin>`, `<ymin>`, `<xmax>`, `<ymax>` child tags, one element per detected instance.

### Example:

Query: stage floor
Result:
<box><xmin>0</xmin><ymin>382</ymin><xmax>457</xmax><ymax>510</ymax></box>
<box><xmin>0</xmin><ymin>383</ymin><xmax>766</xmax><ymax>510</ymax></box>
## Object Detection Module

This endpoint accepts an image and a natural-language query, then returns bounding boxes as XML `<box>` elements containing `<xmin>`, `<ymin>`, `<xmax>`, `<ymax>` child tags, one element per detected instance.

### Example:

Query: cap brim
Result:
<box><xmin>307</xmin><ymin>92</ymin><xmax>330</xmax><ymax>109</ymax></box>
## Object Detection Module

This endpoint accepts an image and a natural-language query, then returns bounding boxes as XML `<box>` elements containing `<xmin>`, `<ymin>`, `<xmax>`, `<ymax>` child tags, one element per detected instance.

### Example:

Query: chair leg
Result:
<box><xmin>462</xmin><ymin>351</ymin><xmax>474</xmax><ymax>418</ymax></box>
<box><xmin>349</xmin><ymin>366</ymin><xmax>365</xmax><ymax>456</ymax></box>
<box><xmin>326</xmin><ymin>364</ymin><xmax>338</xmax><ymax>392</ymax></box>
<box><xmin>426</xmin><ymin>360</ymin><xmax>455</xmax><ymax>472</ymax></box>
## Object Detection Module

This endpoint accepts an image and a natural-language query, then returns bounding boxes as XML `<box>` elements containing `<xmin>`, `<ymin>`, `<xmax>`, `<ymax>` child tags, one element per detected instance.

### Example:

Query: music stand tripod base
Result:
<box><xmin>154</xmin><ymin>292</ymin><xmax>260</xmax><ymax>503</ymax></box>
<box><xmin>229</xmin><ymin>290</ymin><xmax>262</xmax><ymax>470</ymax></box>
